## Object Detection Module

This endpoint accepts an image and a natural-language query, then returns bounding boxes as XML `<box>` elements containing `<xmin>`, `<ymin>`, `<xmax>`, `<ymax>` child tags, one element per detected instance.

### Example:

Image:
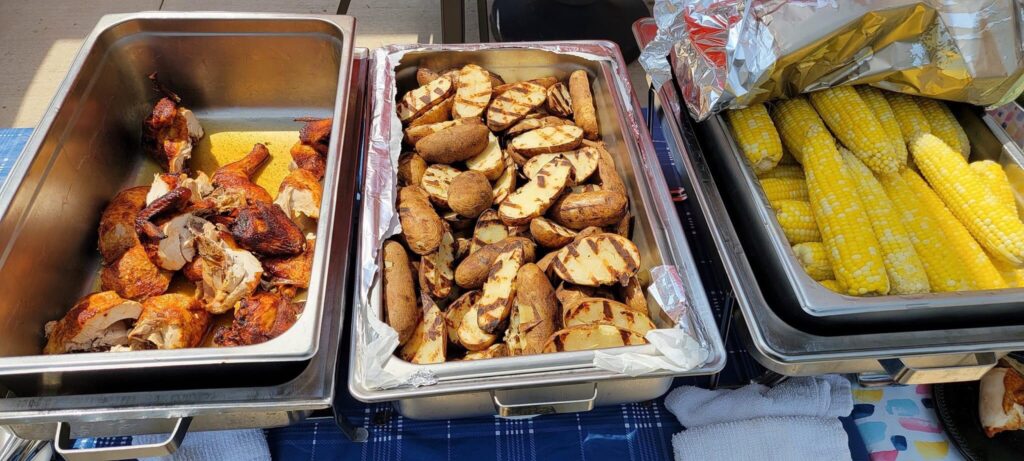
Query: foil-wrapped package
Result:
<box><xmin>640</xmin><ymin>0</ymin><xmax>1024</xmax><ymax>121</ymax></box>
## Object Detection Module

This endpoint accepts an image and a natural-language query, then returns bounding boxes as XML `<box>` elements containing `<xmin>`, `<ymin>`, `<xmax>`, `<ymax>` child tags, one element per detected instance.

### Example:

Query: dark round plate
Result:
<box><xmin>932</xmin><ymin>359</ymin><xmax>1024</xmax><ymax>461</ymax></box>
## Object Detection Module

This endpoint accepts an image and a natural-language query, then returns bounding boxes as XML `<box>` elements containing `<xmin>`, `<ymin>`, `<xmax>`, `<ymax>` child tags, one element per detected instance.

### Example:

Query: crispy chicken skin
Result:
<box><xmin>212</xmin><ymin>143</ymin><xmax>273</xmax><ymax>205</ymax></box>
<box><xmin>297</xmin><ymin>117</ymin><xmax>332</xmax><ymax>155</ymax></box>
<box><xmin>289</xmin><ymin>142</ymin><xmax>326</xmax><ymax>180</ymax></box>
<box><xmin>275</xmin><ymin>169</ymin><xmax>322</xmax><ymax>222</ymax></box>
<box><xmin>190</xmin><ymin>217</ymin><xmax>263</xmax><ymax>314</ymax></box>
<box><xmin>98</xmin><ymin>186</ymin><xmax>150</xmax><ymax>264</ymax></box>
<box><xmin>263</xmin><ymin>239</ymin><xmax>314</xmax><ymax>292</ymax></box>
<box><xmin>137</xmin><ymin>187</ymin><xmax>192</xmax><ymax>240</ymax></box>
<box><xmin>143</xmin><ymin>99</ymin><xmax>204</xmax><ymax>174</ymax></box>
<box><xmin>128</xmin><ymin>293</ymin><xmax>210</xmax><ymax>350</ymax></box>
<box><xmin>43</xmin><ymin>291</ymin><xmax>143</xmax><ymax>354</ymax></box>
<box><xmin>229</xmin><ymin>201</ymin><xmax>305</xmax><ymax>256</ymax></box>
<box><xmin>182</xmin><ymin>256</ymin><xmax>204</xmax><ymax>282</ymax></box>
<box><xmin>214</xmin><ymin>291</ymin><xmax>302</xmax><ymax>347</ymax></box>
<box><xmin>100</xmin><ymin>243</ymin><xmax>172</xmax><ymax>300</ymax></box>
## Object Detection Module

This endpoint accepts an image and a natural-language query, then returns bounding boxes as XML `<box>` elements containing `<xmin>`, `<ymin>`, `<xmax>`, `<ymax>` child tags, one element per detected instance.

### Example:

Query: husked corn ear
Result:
<box><xmin>991</xmin><ymin>254</ymin><xmax>1024</xmax><ymax>287</ymax></box>
<box><xmin>877</xmin><ymin>171</ymin><xmax>973</xmax><ymax>292</ymax></box>
<box><xmin>917</xmin><ymin>98</ymin><xmax>970</xmax><ymax>159</ymax></box>
<box><xmin>757</xmin><ymin>164</ymin><xmax>805</xmax><ymax>180</ymax></box>
<box><xmin>885</xmin><ymin>92</ymin><xmax>932</xmax><ymax>141</ymax></box>
<box><xmin>775</xmin><ymin>200</ymin><xmax>820</xmax><ymax>244</ymax></box>
<box><xmin>910</xmin><ymin>133</ymin><xmax>1024</xmax><ymax>266</ymax></box>
<box><xmin>841</xmin><ymin>149</ymin><xmax>930</xmax><ymax>294</ymax></box>
<box><xmin>725</xmin><ymin>104</ymin><xmax>784</xmax><ymax>173</ymax></box>
<box><xmin>809</xmin><ymin>86</ymin><xmax>900</xmax><ymax>174</ymax></box>
<box><xmin>970</xmin><ymin>160</ymin><xmax>1017</xmax><ymax>215</ymax></box>
<box><xmin>819</xmin><ymin>279</ymin><xmax>841</xmax><ymax>292</ymax></box>
<box><xmin>902</xmin><ymin>169</ymin><xmax>1006</xmax><ymax>290</ymax></box>
<box><xmin>792</xmin><ymin>242</ymin><xmax>833</xmax><ymax>281</ymax></box>
<box><xmin>773</xmin><ymin>97</ymin><xmax>889</xmax><ymax>296</ymax></box>
<box><xmin>856</xmin><ymin>86</ymin><xmax>908</xmax><ymax>168</ymax></box>
<box><xmin>760</xmin><ymin>177</ymin><xmax>809</xmax><ymax>204</ymax></box>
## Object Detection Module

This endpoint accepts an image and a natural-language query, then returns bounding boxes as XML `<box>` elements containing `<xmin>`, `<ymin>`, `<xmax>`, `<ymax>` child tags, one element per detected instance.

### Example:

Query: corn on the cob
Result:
<box><xmin>773</xmin><ymin>98</ymin><xmax>889</xmax><ymax>295</ymax></box>
<box><xmin>775</xmin><ymin>200</ymin><xmax>820</xmax><ymax>244</ymax></box>
<box><xmin>902</xmin><ymin>168</ymin><xmax>1006</xmax><ymax>290</ymax></box>
<box><xmin>760</xmin><ymin>177</ymin><xmax>809</xmax><ymax>204</ymax></box>
<box><xmin>841</xmin><ymin>149</ymin><xmax>930</xmax><ymax>294</ymax></box>
<box><xmin>916</xmin><ymin>98</ymin><xmax>970</xmax><ymax>159</ymax></box>
<box><xmin>778</xmin><ymin>149</ymin><xmax>800</xmax><ymax>165</ymax></box>
<box><xmin>885</xmin><ymin>92</ymin><xmax>932</xmax><ymax>141</ymax></box>
<box><xmin>792</xmin><ymin>242</ymin><xmax>833</xmax><ymax>281</ymax></box>
<box><xmin>970</xmin><ymin>160</ymin><xmax>1017</xmax><ymax>215</ymax></box>
<box><xmin>877</xmin><ymin>171</ymin><xmax>974</xmax><ymax>292</ymax></box>
<box><xmin>808</xmin><ymin>86</ymin><xmax>900</xmax><ymax>174</ymax></box>
<box><xmin>725</xmin><ymin>104</ymin><xmax>784</xmax><ymax>173</ymax></box>
<box><xmin>856</xmin><ymin>86</ymin><xmax>908</xmax><ymax>168</ymax></box>
<box><xmin>991</xmin><ymin>254</ymin><xmax>1024</xmax><ymax>287</ymax></box>
<box><xmin>819</xmin><ymin>279</ymin><xmax>841</xmax><ymax>292</ymax></box>
<box><xmin>757</xmin><ymin>164</ymin><xmax>805</xmax><ymax>180</ymax></box>
<box><xmin>910</xmin><ymin>133</ymin><xmax>1024</xmax><ymax>266</ymax></box>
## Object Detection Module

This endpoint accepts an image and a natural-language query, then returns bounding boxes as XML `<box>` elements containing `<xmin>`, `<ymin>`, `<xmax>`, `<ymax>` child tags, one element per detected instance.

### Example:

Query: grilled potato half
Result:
<box><xmin>398</xmin><ymin>186</ymin><xmax>445</xmax><ymax>255</ymax></box>
<box><xmin>475</xmin><ymin>246</ymin><xmax>526</xmax><ymax>333</ymax></box>
<box><xmin>419</xmin><ymin>225</ymin><xmax>455</xmax><ymax>299</ymax></box>
<box><xmin>470</xmin><ymin>210</ymin><xmax>510</xmax><ymax>254</ymax></box>
<box><xmin>399</xmin><ymin>296</ymin><xmax>446</xmax><ymax>364</ymax></box>
<box><xmin>530</xmin><ymin>217</ymin><xmax>577</xmax><ymax>249</ymax></box>
<box><xmin>510</xmin><ymin>125</ymin><xmax>584</xmax><ymax>157</ymax></box>
<box><xmin>486</xmin><ymin>81</ymin><xmax>547</xmax><ymax>131</ymax></box>
<box><xmin>421</xmin><ymin>164</ymin><xmax>461</xmax><ymax>207</ymax></box>
<box><xmin>416</xmin><ymin>123</ymin><xmax>490</xmax><ymax>164</ymax></box>
<box><xmin>465</xmin><ymin>133</ymin><xmax>505</xmax><ymax>181</ymax></box>
<box><xmin>383</xmin><ymin>240</ymin><xmax>419</xmax><ymax>345</ymax></box>
<box><xmin>445</xmin><ymin>290</ymin><xmax>480</xmax><ymax>346</ymax></box>
<box><xmin>398</xmin><ymin>77</ymin><xmax>454</xmax><ymax>123</ymax></box>
<box><xmin>552</xmin><ymin>233</ymin><xmax>640</xmax><ymax>286</ymax></box>
<box><xmin>455</xmin><ymin>237</ymin><xmax>536</xmax><ymax>289</ymax></box>
<box><xmin>453</xmin><ymin>64</ymin><xmax>493</xmax><ymax>119</ymax></box>
<box><xmin>458</xmin><ymin>304</ymin><xmax>498</xmax><ymax>351</ymax></box>
<box><xmin>549</xmin><ymin>190</ymin><xmax>628</xmax><ymax>230</ymax></box>
<box><xmin>542</xmin><ymin>324</ymin><xmax>646</xmax><ymax>353</ymax></box>
<box><xmin>505</xmin><ymin>264</ymin><xmax>559</xmax><ymax>356</ymax></box>
<box><xmin>563</xmin><ymin>297</ymin><xmax>655</xmax><ymax>336</ymax></box>
<box><xmin>498</xmin><ymin>157</ymin><xmax>573</xmax><ymax>226</ymax></box>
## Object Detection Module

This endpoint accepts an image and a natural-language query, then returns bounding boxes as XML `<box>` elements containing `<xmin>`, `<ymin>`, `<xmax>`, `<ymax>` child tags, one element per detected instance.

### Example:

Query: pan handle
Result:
<box><xmin>492</xmin><ymin>383</ymin><xmax>598</xmax><ymax>417</ymax></box>
<box><xmin>54</xmin><ymin>417</ymin><xmax>191</xmax><ymax>461</ymax></box>
<box><xmin>879</xmin><ymin>352</ymin><xmax>998</xmax><ymax>384</ymax></box>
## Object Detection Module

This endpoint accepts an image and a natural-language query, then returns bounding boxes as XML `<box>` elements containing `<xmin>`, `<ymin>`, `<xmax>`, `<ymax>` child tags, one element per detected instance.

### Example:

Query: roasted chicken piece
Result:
<box><xmin>214</xmin><ymin>291</ymin><xmax>302</xmax><ymax>347</ymax></box>
<box><xmin>263</xmin><ymin>239</ymin><xmax>314</xmax><ymax>295</ymax></box>
<box><xmin>182</xmin><ymin>257</ymin><xmax>204</xmax><ymax>283</ymax></box>
<box><xmin>298</xmin><ymin>118</ymin><xmax>332</xmax><ymax>155</ymax></box>
<box><xmin>43</xmin><ymin>291</ymin><xmax>143</xmax><ymax>354</ymax></box>
<box><xmin>289</xmin><ymin>142</ymin><xmax>326</xmax><ymax>180</ymax></box>
<box><xmin>190</xmin><ymin>217</ymin><xmax>263</xmax><ymax>314</ymax></box>
<box><xmin>127</xmin><ymin>293</ymin><xmax>210</xmax><ymax>350</ymax></box>
<box><xmin>146</xmin><ymin>172</ymin><xmax>213</xmax><ymax>206</ymax></box>
<box><xmin>136</xmin><ymin>187</ymin><xmax>192</xmax><ymax>240</ymax></box>
<box><xmin>229</xmin><ymin>201</ymin><xmax>305</xmax><ymax>256</ymax></box>
<box><xmin>274</xmin><ymin>168</ymin><xmax>322</xmax><ymax>223</ymax></box>
<box><xmin>211</xmin><ymin>143</ymin><xmax>273</xmax><ymax>205</ymax></box>
<box><xmin>142</xmin><ymin>75</ymin><xmax>204</xmax><ymax>173</ymax></box>
<box><xmin>151</xmin><ymin>213</ymin><xmax>197</xmax><ymax>271</ymax></box>
<box><xmin>100</xmin><ymin>243</ymin><xmax>172</xmax><ymax>300</ymax></box>
<box><xmin>98</xmin><ymin>186</ymin><xmax>149</xmax><ymax>264</ymax></box>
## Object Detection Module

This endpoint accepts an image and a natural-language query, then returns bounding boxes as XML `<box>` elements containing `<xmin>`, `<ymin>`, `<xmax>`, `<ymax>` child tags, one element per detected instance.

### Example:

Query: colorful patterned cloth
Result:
<box><xmin>850</xmin><ymin>384</ymin><xmax>964</xmax><ymax>461</ymax></box>
<box><xmin>990</xmin><ymin>104</ymin><xmax>1024</xmax><ymax>148</ymax></box>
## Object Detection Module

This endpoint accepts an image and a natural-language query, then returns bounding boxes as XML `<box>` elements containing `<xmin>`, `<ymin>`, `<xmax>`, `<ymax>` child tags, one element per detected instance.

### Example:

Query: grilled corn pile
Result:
<box><xmin>725</xmin><ymin>85</ymin><xmax>1024</xmax><ymax>296</ymax></box>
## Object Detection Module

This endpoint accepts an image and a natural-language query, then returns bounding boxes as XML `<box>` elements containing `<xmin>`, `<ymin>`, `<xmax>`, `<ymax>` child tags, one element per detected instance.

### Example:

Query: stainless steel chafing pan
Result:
<box><xmin>0</xmin><ymin>11</ymin><xmax>354</xmax><ymax>396</ymax></box>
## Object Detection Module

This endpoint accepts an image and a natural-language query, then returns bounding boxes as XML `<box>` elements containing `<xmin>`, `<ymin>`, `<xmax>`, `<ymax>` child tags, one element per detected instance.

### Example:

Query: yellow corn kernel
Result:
<box><xmin>775</xmin><ymin>200</ymin><xmax>820</xmax><ymax>244</ymax></box>
<box><xmin>877</xmin><ymin>171</ymin><xmax>974</xmax><ymax>292</ymax></box>
<box><xmin>970</xmin><ymin>160</ymin><xmax>1017</xmax><ymax>215</ymax></box>
<box><xmin>910</xmin><ymin>133</ymin><xmax>1024</xmax><ymax>266</ymax></box>
<box><xmin>841</xmin><ymin>149</ymin><xmax>930</xmax><ymax>294</ymax></box>
<box><xmin>885</xmin><ymin>92</ymin><xmax>932</xmax><ymax>141</ymax></box>
<box><xmin>760</xmin><ymin>177</ymin><xmax>809</xmax><ymax>204</ymax></box>
<box><xmin>725</xmin><ymin>104</ymin><xmax>784</xmax><ymax>173</ymax></box>
<box><xmin>916</xmin><ymin>98</ymin><xmax>970</xmax><ymax>159</ymax></box>
<box><xmin>756</xmin><ymin>164</ymin><xmax>805</xmax><ymax>180</ymax></box>
<box><xmin>990</xmin><ymin>254</ymin><xmax>1024</xmax><ymax>287</ymax></box>
<box><xmin>819</xmin><ymin>279</ymin><xmax>841</xmax><ymax>292</ymax></box>
<box><xmin>902</xmin><ymin>169</ymin><xmax>1006</xmax><ymax>290</ymax></box>
<box><xmin>792</xmin><ymin>242</ymin><xmax>833</xmax><ymax>281</ymax></box>
<box><xmin>808</xmin><ymin>86</ymin><xmax>900</xmax><ymax>174</ymax></box>
<box><xmin>856</xmin><ymin>86</ymin><xmax>908</xmax><ymax>168</ymax></box>
<box><xmin>773</xmin><ymin>97</ymin><xmax>889</xmax><ymax>296</ymax></box>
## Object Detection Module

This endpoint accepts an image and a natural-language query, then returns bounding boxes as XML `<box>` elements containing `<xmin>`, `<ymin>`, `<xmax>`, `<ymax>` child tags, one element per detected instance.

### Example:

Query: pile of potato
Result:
<box><xmin>383</xmin><ymin>62</ymin><xmax>658</xmax><ymax>364</ymax></box>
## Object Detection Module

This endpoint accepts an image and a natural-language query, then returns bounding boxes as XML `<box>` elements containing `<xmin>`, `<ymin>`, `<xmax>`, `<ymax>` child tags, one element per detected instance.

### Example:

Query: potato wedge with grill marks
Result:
<box><xmin>542</xmin><ymin>324</ymin><xmax>646</xmax><ymax>353</ymax></box>
<box><xmin>470</xmin><ymin>210</ymin><xmax>509</xmax><ymax>254</ymax></box>
<box><xmin>409</xmin><ymin>96</ymin><xmax>454</xmax><ymax>127</ymax></box>
<box><xmin>420</xmin><ymin>164</ymin><xmax>461</xmax><ymax>207</ymax></box>
<box><xmin>507</xmin><ymin>116</ymin><xmax>572</xmax><ymax>137</ymax></box>
<box><xmin>563</xmin><ymin>147</ymin><xmax>600</xmax><ymax>182</ymax></box>
<box><xmin>458</xmin><ymin>303</ymin><xmax>498</xmax><ymax>351</ymax></box>
<box><xmin>399</xmin><ymin>295</ymin><xmax>446</xmax><ymax>364</ymax></box>
<box><xmin>585</xmin><ymin>140</ymin><xmax>627</xmax><ymax>197</ymax></box>
<box><xmin>498</xmin><ymin>157</ymin><xmax>573</xmax><ymax>226</ymax></box>
<box><xmin>445</xmin><ymin>290</ymin><xmax>480</xmax><ymax>345</ymax></box>
<box><xmin>463</xmin><ymin>343</ymin><xmax>508</xmax><ymax>360</ymax></box>
<box><xmin>486</xmin><ymin>82</ymin><xmax>547</xmax><ymax>131</ymax></box>
<box><xmin>418</xmin><ymin>225</ymin><xmax>455</xmax><ymax>299</ymax></box>
<box><xmin>398</xmin><ymin>152</ymin><xmax>427</xmax><ymax>187</ymax></box>
<box><xmin>546</xmin><ymin>82</ymin><xmax>573</xmax><ymax>117</ymax></box>
<box><xmin>549</xmin><ymin>190</ymin><xmax>628</xmax><ymax>230</ymax></box>
<box><xmin>453</xmin><ymin>64</ymin><xmax>493</xmax><ymax>119</ymax></box>
<box><xmin>398</xmin><ymin>186</ymin><xmax>445</xmax><ymax>255</ymax></box>
<box><xmin>505</xmin><ymin>264</ymin><xmax>558</xmax><ymax>356</ymax></box>
<box><xmin>404</xmin><ymin>117</ymin><xmax>480</xmax><ymax>145</ymax></box>
<box><xmin>492</xmin><ymin>77</ymin><xmax>557</xmax><ymax>97</ymax></box>
<box><xmin>553</xmin><ymin>233</ymin><xmax>640</xmax><ymax>286</ymax></box>
<box><xmin>563</xmin><ymin>297</ymin><xmax>655</xmax><ymax>336</ymax></box>
<box><xmin>398</xmin><ymin>77</ymin><xmax>454</xmax><ymax>123</ymax></box>
<box><xmin>530</xmin><ymin>217</ymin><xmax>576</xmax><ymax>249</ymax></box>
<box><xmin>492</xmin><ymin>161</ymin><xmax>517</xmax><ymax>206</ymax></box>
<box><xmin>510</xmin><ymin>125</ymin><xmax>584</xmax><ymax>157</ymax></box>
<box><xmin>465</xmin><ymin>133</ymin><xmax>504</xmax><ymax>181</ymax></box>
<box><xmin>476</xmin><ymin>245</ymin><xmax>525</xmax><ymax>333</ymax></box>
<box><xmin>620</xmin><ymin>276</ymin><xmax>648</xmax><ymax>314</ymax></box>
<box><xmin>522</xmin><ymin>153</ymin><xmax>561</xmax><ymax>180</ymax></box>
<box><xmin>416</xmin><ymin>123</ymin><xmax>490</xmax><ymax>164</ymax></box>
<box><xmin>555</xmin><ymin>283</ymin><xmax>615</xmax><ymax>313</ymax></box>
<box><xmin>455</xmin><ymin>237</ymin><xmax>536</xmax><ymax>289</ymax></box>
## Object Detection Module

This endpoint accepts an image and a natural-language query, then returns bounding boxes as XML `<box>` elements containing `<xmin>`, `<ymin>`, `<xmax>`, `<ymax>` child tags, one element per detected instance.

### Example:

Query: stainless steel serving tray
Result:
<box><xmin>703</xmin><ymin>104</ymin><xmax>1024</xmax><ymax>327</ymax></box>
<box><xmin>0</xmin><ymin>11</ymin><xmax>354</xmax><ymax>395</ymax></box>
<box><xmin>349</xmin><ymin>42</ymin><xmax>726</xmax><ymax>419</ymax></box>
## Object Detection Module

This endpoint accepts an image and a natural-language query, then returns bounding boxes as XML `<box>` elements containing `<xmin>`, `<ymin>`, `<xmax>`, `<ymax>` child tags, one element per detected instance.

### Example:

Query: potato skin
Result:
<box><xmin>398</xmin><ymin>186</ymin><xmax>445</xmax><ymax>255</ymax></box>
<box><xmin>549</xmin><ymin>190</ymin><xmax>628</xmax><ymax>230</ymax></box>
<box><xmin>417</xmin><ymin>67</ymin><xmax>441</xmax><ymax>86</ymax></box>
<box><xmin>455</xmin><ymin>237</ymin><xmax>536</xmax><ymax>289</ymax></box>
<box><xmin>508</xmin><ymin>264</ymin><xmax>559</xmax><ymax>355</ymax></box>
<box><xmin>398</xmin><ymin>152</ymin><xmax>427</xmax><ymax>186</ymax></box>
<box><xmin>416</xmin><ymin>124</ymin><xmax>490</xmax><ymax>164</ymax></box>
<box><xmin>383</xmin><ymin>241</ymin><xmax>420</xmax><ymax>345</ymax></box>
<box><xmin>448</xmin><ymin>171</ymin><xmax>493</xmax><ymax>218</ymax></box>
<box><xmin>529</xmin><ymin>217</ymin><xmax>575</xmax><ymax>248</ymax></box>
<box><xmin>569</xmin><ymin>70</ymin><xmax>598</xmax><ymax>140</ymax></box>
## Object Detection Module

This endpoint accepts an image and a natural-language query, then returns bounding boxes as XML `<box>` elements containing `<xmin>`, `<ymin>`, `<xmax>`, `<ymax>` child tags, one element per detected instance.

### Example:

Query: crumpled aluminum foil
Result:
<box><xmin>640</xmin><ymin>0</ymin><xmax>1024</xmax><ymax>121</ymax></box>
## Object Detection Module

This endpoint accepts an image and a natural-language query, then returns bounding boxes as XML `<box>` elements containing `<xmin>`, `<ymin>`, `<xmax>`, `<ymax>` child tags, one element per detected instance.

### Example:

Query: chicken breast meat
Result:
<box><xmin>152</xmin><ymin>213</ymin><xmax>197</xmax><ymax>271</ymax></box>
<box><xmin>44</xmin><ymin>291</ymin><xmax>143</xmax><ymax>354</ymax></box>
<box><xmin>128</xmin><ymin>293</ymin><xmax>210</xmax><ymax>350</ymax></box>
<box><xmin>190</xmin><ymin>216</ymin><xmax>264</xmax><ymax>314</ymax></box>
<box><xmin>146</xmin><ymin>172</ymin><xmax>213</xmax><ymax>207</ymax></box>
<box><xmin>98</xmin><ymin>186</ymin><xmax>150</xmax><ymax>264</ymax></box>
<box><xmin>142</xmin><ymin>75</ymin><xmax>204</xmax><ymax>173</ymax></box>
<box><xmin>275</xmin><ymin>168</ymin><xmax>322</xmax><ymax>224</ymax></box>
<box><xmin>214</xmin><ymin>291</ymin><xmax>302</xmax><ymax>347</ymax></box>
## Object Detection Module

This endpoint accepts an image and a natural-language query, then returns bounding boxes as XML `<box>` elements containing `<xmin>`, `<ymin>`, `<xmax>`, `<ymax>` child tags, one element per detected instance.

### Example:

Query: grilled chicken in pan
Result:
<box><xmin>44</xmin><ymin>291</ymin><xmax>143</xmax><ymax>354</ymax></box>
<box><xmin>98</xmin><ymin>186</ymin><xmax>149</xmax><ymax>264</ymax></box>
<box><xmin>289</xmin><ymin>142</ymin><xmax>326</xmax><ymax>180</ymax></box>
<box><xmin>229</xmin><ymin>201</ymin><xmax>306</xmax><ymax>256</ymax></box>
<box><xmin>100</xmin><ymin>243</ymin><xmax>172</xmax><ymax>300</ymax></box>
<box><xmin>275</xmin><ymin>168</ymin><xmax>322</xmax><ymax>223</ymax></box>
<box><xmin>142</xmin><ymin>74</ymin><xmax>204</xmax><ymax>173</ymax></box>
<box><xmin>127</xmin><ymin>293</ymin><xmax>210</xmax><ymax>350</ymax></box>
<box><xmin>136</xmin><ymin>186</ymin><xmax>193</xmax><ymax>240</ymax></box>
<box><xmin>211</xmin><ymin>143</ymin><xmax>274</xmax><ymax>205</ymax></box>
<box><xmin>297</xmin><ymin>117</ymin><xmax>332</xmax><ymax>156</ymax></box>
<box><xmin>263</xmin><ymin>239</ymin><xmax>315</xmax><ymax>297</ymax></box>
<box><xmin>146</xmin><ymin>172</ymin><xmax>213</xmax><ymax>207</ymax></box>
<box><xmin>150</xmin><ymin>213</ymin><xmax>197</xmax><ymax>271</ymax></box>
<box><xmin>190</xmin><ymin>217</ymin><xmax>264</xmax><ymax>314</ymax></box>
<box><xmin>214</xmin><ymin>291</ymin><xmax>302</xmax><ymax>347</ymax></box>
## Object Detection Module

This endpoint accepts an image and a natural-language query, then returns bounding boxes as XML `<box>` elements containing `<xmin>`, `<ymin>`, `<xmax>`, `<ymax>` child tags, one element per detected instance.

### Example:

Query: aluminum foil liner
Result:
<box><xmin>640</xmin><ymin>0</ymin><xmax>1024</xmax><ymax>121</ymax></box>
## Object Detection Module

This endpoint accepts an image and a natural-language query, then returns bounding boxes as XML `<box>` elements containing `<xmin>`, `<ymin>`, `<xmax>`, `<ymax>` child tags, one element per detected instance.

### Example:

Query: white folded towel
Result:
<box><xmin>135</xmin><ymin>429</ymin><xmax>270</xmax><ymax>461</ymax></box>
<box><xmin>665</xmin><ymin>375</ymin><xmax>852</xmax><ymax>427</ymax></box>
<box><xmin>672</xmin><ymin>416</ymin><xmax>851</xmax><ymax>461</ymax></box>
